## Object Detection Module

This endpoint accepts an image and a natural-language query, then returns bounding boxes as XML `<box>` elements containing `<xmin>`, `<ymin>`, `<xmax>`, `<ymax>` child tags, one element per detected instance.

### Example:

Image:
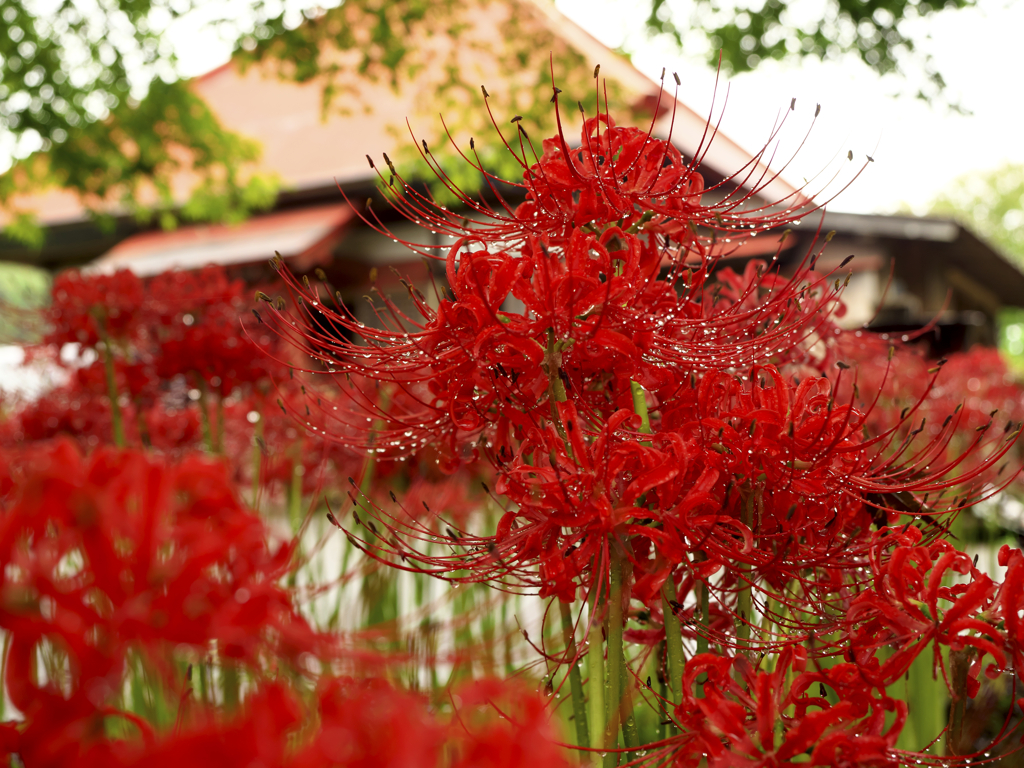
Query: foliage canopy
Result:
<box><xmin>0</xmin><ymin>0</ymin><xmax>976</xmax><ymax>244</ymax></box>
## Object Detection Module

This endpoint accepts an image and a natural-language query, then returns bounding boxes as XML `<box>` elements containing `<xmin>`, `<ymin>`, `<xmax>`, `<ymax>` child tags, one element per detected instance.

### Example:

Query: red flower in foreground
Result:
<box><xmin>664</xmin><ymin>649</ymin><xmax>903</xmax><ymax>768</ymax></box>
<box><xmin>0</xmin><ymin>439</ymin><xmax>327</xmax><ymax>766</ymax></box>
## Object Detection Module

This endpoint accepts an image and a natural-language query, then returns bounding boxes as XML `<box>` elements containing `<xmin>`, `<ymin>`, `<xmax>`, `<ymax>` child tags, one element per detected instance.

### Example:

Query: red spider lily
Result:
<box><xmin>446</xmin><ymin>679</ymin><xmax>574</xmax><ymax>768</ymax></box>
<box><xmin>266</xmin><ymin>244</ymin><xmax>847</xmax><ymax>464</ymax></box>
<box><xmin>0</xmin><ymin>438</ymin><xmax>331</xmax><ymax>766</ymax></box>
<box><xmin>1</xmin><ymin>382</ymin><xmax>135</xmax><ymax>448</ymax></box>
<box><xmin>1</xmin><ymin>671</ymin><xmax>571</xmax><ymax>768</ymax></box>
<box><xmin>335</xmin><ymin>358</ymin><xmax>1016</xmax><ymax>632</ymax></box>
<box><xmin>0</xmin><ymin>439</ymin><xmax>323</xmax><ymax>663</ymax></box>
<box><xmin>843</xmin><ymin>526</ymin><xmax>1006</xmax><ymax>695</ymax></box>
<box><xmin>658</xmin><ymin>649</ymin><xmax>904</xmax><ymax>768</ymax></box>
<box><xmin>261</xmin><ymin>75</ymin><xmax>858</xmax><ymax>465</ymax></box>
<box><xmin>45</xmin><ymin>269</ymin><xmax>147</xmax><ymax>348</ymax></box>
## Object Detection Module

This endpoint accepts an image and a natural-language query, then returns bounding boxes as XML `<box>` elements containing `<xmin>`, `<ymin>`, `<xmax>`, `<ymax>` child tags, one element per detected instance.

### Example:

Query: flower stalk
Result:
<box><xmin>587</xmin><ymin>580</ymin><xmax>606</xmax><ymax>754</ymax></box>
<box><xmin>95</xmin><ymin>318</ymin><xmax>125</xmax><ymax>448</ymax></box>
<box><xmin>559</xmin><ymin>600</ymin><xmax>590</xmax><ymax>755</ymax></box>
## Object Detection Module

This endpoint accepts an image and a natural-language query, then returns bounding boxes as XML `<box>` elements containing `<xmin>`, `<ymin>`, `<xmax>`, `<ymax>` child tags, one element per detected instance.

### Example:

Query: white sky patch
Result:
<box><xmin>554</xmin><ymin>0</ymin><xmax>1024</xmax><ymax>215</ymax></box>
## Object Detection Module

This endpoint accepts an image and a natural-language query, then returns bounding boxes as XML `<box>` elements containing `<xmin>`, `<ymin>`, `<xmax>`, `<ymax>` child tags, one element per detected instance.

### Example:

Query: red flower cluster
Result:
<box><xmin>6</xmin><ymin>73</ymin><xmax>1024</xmax><ymax>767</ymax></box>
<box><xmin>667</xmin><ymin>649</ymin><xmax>904</xmax><ymax>767</ymax></box>
<box><xmin>0</xmin><ymin>440</ymin><xmax>572</xmax><ymax>768</ymax></box>
<box><xmin>258</xmin><ymin>79</ymin><xmax>1024</xmax><ymax>766</ymax></box>
<box><xmin>0</xmin><ymin>439</ymin><xmax>324</xmax><ymax>765</ymax></box>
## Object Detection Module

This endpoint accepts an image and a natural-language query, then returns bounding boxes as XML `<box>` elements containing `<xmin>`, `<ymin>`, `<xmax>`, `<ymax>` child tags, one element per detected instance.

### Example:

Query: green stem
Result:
<box><xmin>629</xmin><ymin>380</ymin><xmax>651</xmax><ymax>438</ymax></box>
<box><xmin>946</xmin><ymin>649</ymin><xmax>972</xmax><ymax>756</ymax></box>
<box><xmin>697</xmin><ymin>582</ymin><xmax>710</xmax><ymax>700</ymax></box>
<box><xmin>656</xmin><ymin>640</ymin><xmax>668</xmax><ymax>743</ymax></box>
<box><xmin>196</xmin><ymin>379</ymin><xmax>215</xmax><ymax>453</ymax></box>
<box><xmin>619</xmin><ymin>643</ymin><xmax>639</xmax><ymax>759</ymax></box>
<box><xmin>97</xmin><ymin>325</ymin><xmax>125</xmax><ymax>448</ymax></box>
<box><xmin>215</xmin><ymin>392</ymin><xmax>225</xmax><ymax>453</ymax></box>
<box><xmin>250</xmin><ymin>413</ymin><xmax>263</xmax><ymax>509</ymax></box>
<box><xmin>604</xmin><ymin>549</ymin><xmax>624</xmax><ymax>768</ymax></box>
<box><xmin>695</xmin><ymin>552</ymin><xmax>710</xmax><ymax>700</ymax></box>
<box><xmin>660</xmin><ymin>575</ymin><xmax>684</xmax><ymax>713</ymax></box>
<box><xmin>221</xmin><ymin>663</ymin><xmax>239</xmax><ymax>711</ymax></box>
<box><xmin>587</xmin><ymin>582</ymin><xmax>606</xmax><ymax>752</ymax></box>
<box><xmin>288</xmin><ymin>462</ymin><xmax>303</xmax><ymax>533</ymax></box>
<box><xmin>736</xmin><ymin>493</ymin><xmax>754</xmax><ymax>655</ymax></box>
<box><xmin>545</xmin><ymin>328</ymin><xmax>575</xmax><ymax>460</ymax></box>
<box><xmin>197</xmin><ymin>660</ymin><xmax>209</xmax><ymax>704</ymax></box>
<box><xmin>560</xmin><ymin>600</ymin><xmax>590</xmax><ymax>755</ymax></box>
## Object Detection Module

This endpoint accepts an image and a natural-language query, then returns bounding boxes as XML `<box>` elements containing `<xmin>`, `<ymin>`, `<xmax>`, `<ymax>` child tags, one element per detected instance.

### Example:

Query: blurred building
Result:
<box><xmin>1</xmin><ymin>0</ymin><xmax>1021</xmax><ymax>355</ymax></box>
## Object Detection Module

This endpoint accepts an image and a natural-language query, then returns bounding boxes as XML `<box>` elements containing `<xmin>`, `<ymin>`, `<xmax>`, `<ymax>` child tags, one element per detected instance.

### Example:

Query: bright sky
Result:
<box><xmin>553</xmin><ymin>0</ymin><xmax>1024</xmax><ymax>215</ymax></box>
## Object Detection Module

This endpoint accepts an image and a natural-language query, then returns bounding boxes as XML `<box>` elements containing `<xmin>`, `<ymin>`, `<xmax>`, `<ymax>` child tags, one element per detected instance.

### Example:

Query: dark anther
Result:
<box><xmin>593</xmin><ymin>64</ymin><xmax>600</xmax><ymax>78</ymax></box>
<box><xmin>389</xmin><ymin>490</ymin><xmax>397</xmax><ymax>502</ymax></box>
<box><xmin>481</xmin><ymin>84</ymin><xmax>489</xmax><ymax>98</ymax></box>
<box><xmin>819</xmin><ymin>683</ymin><xmax>826</xmax><ymax>697</ymax></box>
<box><xmin>510</xmin><ymin>115</ymin><xmax>522</xmax><ymax>123</ymax></box>
<box><xmin>366</xmin><ymin>154</ymin><xmax>374</xmax><ymax>168</ymax></box>
<box><xmin>790</xmin><ymin>97</ymin><xmax>796</xmax><ymax>110</ymax></box>
<box><xmin>840</xmin><ymin>254</ymin><xmax>855</xmax><ymax>268</ymax></box>
<box><xmin>252</xmin><ymin>309</ymin><xmax>262</xmax><ymax>323</ymax></box>
<box><xmin>815</xmin><ymin>103</ymin><xmax>821</xmax><ymax>117</ymax></box>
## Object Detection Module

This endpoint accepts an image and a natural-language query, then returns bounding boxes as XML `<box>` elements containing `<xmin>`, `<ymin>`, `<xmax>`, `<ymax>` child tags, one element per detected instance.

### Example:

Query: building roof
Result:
<box><xmin>795</xmin><ymin>211</ymin><xmax>1024</xmax><ymax>308</ymax></box>
<box><xmin>1</xmin><ymin>0</ymin><xmax>799</xmax><ymax>256</ymax></box>
<box><xmin>86</xmin><ymin>202</ymin><xmax>354</xmax><ymax>277</ymax></box>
